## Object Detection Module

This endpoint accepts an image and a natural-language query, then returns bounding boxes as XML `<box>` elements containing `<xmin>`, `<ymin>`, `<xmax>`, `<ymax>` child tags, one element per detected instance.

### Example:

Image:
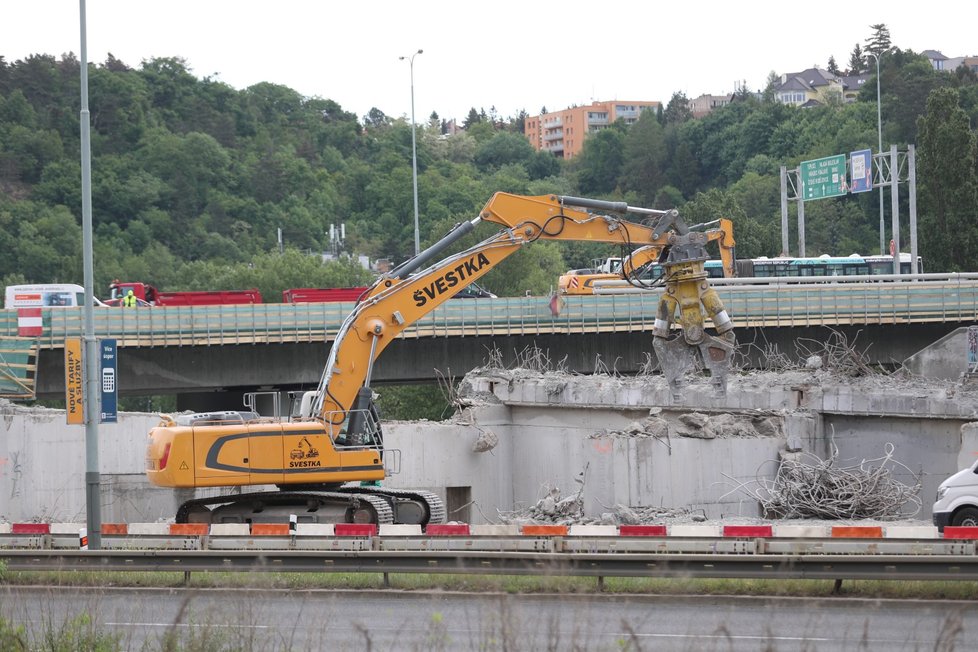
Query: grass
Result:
<box><xmin>1</xmin><ymin>571</ymin><xmax>973</xmax><ymax>651</ymax></box>
<box><xmin>2</xmin><ymin>568</ymin><xmax>977</xmax><ymax>599</ymax></box>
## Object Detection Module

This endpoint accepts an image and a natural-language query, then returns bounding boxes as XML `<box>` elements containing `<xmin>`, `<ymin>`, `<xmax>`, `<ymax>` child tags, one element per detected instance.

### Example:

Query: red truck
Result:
<box><xmin>282</xmin><ymin>287</ymin><xmax>369</xmax><ymax>303</ymax></box>
<box><xmin>282</xmin><ymin>282</ymin><xmax>496</xmax><ymax>304</ymax></box>
<box><xmin>107</xmin><ymin>281</ymin><xmax>262</xmax><ymax>306</ymax></box>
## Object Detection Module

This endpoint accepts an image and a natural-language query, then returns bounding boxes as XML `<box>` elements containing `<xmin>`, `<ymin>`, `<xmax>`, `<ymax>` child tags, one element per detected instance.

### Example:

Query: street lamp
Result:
<box><xmin>866</xmin><ymin>51</ymin><xmax>885</xmax><ymax>256</ymax></box>
<box><xmin>399</xmin><ymin>49</ymin><xmax>423</xmax><ymax>257</ymax></box>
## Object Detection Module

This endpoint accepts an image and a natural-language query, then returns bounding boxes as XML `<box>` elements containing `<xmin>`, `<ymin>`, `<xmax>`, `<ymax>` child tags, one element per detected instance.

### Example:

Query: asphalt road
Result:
<box><xmin>0</xmin><ymin>585</ymin><xmax>972</xmax><ymax>651</ymax></box>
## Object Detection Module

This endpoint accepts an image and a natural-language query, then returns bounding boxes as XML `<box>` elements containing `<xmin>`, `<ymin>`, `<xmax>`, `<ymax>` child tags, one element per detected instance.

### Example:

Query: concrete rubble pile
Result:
<box><xmin>497</xmin><ymin>484</ymin><xmax>698</xmax><ymax>527</ymax></box>
<box><xmin>594</xmin><ymin>408</ymin><xmax>783</xmax><ymax>441</ymax></box>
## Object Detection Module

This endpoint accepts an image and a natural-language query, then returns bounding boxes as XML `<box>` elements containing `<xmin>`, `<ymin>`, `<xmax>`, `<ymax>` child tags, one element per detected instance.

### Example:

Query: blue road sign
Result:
<box><xmin>100</xmin><ymin>339</ymin><xmax>117</xmax><ymax>423</ymax></box>
<box><xmin>850</xmin><ymin>149</ymin><xmax>873</xmax><ymax>193</ymax></box>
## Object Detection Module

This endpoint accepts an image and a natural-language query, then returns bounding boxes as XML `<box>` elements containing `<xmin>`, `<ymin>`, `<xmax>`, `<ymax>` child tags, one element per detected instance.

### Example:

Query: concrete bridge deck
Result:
<box><xmin>1</xmin><ymin>275</ymin><xmax>976</xmax><ymax>400</ymax></box>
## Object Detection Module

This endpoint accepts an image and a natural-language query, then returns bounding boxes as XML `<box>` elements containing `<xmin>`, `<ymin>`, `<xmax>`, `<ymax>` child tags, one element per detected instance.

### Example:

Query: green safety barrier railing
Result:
<box><xmin>1</xmin><ymin>279</ymin><xmax>976</xmax><ymax>350</ymax></box>
<box><xmin>0</xmin><ymin>337</ymin><xmax>38</xmax><ymax>398</ymax></box>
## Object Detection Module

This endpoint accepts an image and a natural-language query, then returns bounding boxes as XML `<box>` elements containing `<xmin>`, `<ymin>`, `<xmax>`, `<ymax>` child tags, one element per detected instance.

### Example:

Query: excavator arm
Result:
<box><xmin>312</xmin><ymin>193</ymin><xmax>736</xmax><ymax>437</ymax></box>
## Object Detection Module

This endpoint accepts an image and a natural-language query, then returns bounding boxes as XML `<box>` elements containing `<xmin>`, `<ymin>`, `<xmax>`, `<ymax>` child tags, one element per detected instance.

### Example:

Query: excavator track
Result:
<box><xmin>175</xmin><ymin>490</ymin><xmax>394</xmax><ymax>525</ymax></box>
<box><xmin>338</xmin><ymin>485</ymin><xmax>447</xmax><ymax>526</ymax></box>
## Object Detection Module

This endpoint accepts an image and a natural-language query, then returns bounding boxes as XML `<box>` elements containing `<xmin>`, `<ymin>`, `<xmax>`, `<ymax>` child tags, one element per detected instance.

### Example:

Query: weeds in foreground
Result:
<box><xmin>0</xmin><ymin>584</ymin><xmax>970</xmax><ymax>652</ymax></box>
<box><xmin>3</xmin><ymin>570</ymin><xmax>977</xmax><ymax>600</ymax></box>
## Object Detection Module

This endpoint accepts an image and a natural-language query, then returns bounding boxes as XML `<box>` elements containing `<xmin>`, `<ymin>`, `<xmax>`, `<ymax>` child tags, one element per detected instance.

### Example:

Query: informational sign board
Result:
<box><xmin>64</xmin><ymin>337</ymin><xmax>84</xmax><ymax>425</ymax></box>
<box><xmin>801</xmin><ymin>154</ymin><xmax>847</xmax><ymax>200</ymax></box>
<box><xmin>850</xmin><ymin>149</ymin><xmax>873</xmax><ymax>193</ymax></box>
<box><xmin>100</xmin><ymin>339</ymin><xmax>117</xmax><ymax>424</ymax></box>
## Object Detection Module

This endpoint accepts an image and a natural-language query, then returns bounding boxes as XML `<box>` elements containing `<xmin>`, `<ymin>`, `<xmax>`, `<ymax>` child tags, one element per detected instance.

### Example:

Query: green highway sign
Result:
<box><xmin>801</xmin><ymin>154</ymin><xmax>847</xmax><ymax>200</ymax></box>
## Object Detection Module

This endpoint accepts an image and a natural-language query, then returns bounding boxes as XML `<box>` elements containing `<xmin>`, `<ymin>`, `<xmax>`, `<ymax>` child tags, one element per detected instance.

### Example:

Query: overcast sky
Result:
<box><xmin>3</xmin><ymin>2</ymin><xmax>973</xmax><ymax>123</ymax></box>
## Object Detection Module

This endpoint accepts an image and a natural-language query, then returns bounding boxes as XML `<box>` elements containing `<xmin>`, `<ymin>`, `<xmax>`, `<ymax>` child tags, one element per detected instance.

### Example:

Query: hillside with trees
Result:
<box><xmin>1</xmin><ymin>27</ymin><xmax>977</xmax><ymax>302</ymax></box>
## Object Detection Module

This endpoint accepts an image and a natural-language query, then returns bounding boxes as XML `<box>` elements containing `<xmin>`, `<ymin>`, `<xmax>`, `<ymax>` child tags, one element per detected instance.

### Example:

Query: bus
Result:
<box><xmin>558</xmin><ymin>253</ymin><xmax>924</xmax><ymax>295</ymax></box>
<box><xmin>742</xmin><ymin>253</ymin><xmax>923</xmax><ymax>278</ymax></box>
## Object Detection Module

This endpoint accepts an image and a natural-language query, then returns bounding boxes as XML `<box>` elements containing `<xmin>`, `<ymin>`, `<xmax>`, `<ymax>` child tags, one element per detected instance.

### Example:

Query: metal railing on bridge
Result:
<box><xmin>1</xmin><ymin>275</ymin><xmax>976</xmax><ymax>350</ymax></box>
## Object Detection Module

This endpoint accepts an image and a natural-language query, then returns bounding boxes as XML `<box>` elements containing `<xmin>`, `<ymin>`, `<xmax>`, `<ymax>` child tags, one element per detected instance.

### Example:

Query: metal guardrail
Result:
<box><xmin>2</xmin><ymin>549</ymin><xmax>978</xmax><ymax>582</ymax></box>
<box><xmin>1</xmin><ymin>277</ymin><xmax>976</xmax><ymax>350</ymax></box>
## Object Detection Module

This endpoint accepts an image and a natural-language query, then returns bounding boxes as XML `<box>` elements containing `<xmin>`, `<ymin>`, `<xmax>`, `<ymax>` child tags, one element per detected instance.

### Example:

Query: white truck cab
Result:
<box><xmin>932</xmin><ymin>459</ymin><xmax>978</xmax><ymax>530</ymax></box>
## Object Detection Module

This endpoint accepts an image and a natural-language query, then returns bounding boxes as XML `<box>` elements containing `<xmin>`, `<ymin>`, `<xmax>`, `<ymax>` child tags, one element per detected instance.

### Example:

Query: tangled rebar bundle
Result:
<box><xmin>746</xmin><ymin>442</ymin><xmax>922</xmax><ymax>520</ymax></box>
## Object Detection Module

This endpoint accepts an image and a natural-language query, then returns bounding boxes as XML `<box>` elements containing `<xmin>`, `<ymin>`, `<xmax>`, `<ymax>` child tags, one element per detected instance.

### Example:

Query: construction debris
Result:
<box><xmin>496</xmin><ymin>467</ymin><xmax>699</xmax><ymax>526</ymax></box>
<box><xmin>472</xmin><ymin>428</ymin><xmax>499</xmax><ymax>453</ymax></box>
<box><xmin>733</xmin><ymin>442</ymin><xmax>923</xmax><ymax>520</ymax></box>
<box><xmin>595</xmin><ymin>410</ymin><xmax>783</xmax><ymax>440</ymax></box>
<box><xmin>496</xmin><ymin>483</ymin><xmax>699</xmax><ymax>527</ymax></box>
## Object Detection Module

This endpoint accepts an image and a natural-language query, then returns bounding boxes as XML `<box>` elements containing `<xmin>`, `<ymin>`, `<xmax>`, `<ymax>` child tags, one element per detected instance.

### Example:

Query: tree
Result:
<box><xmin>512</xmin><ymin>109</ymin><xmax>528</xmax><ymax>134</ymax></box>
<box><xmin>663</xmin><ymin>92</ymin><xmax>692</xmax><ymax>125</ymax></box>
<box><xmin>574</xmin><ymin>127</ymin><xmax>625</xmax><ymax>195</ymax></box>
<box><xmin>916</xmin><ymin>87</ymin><xmax>978</xmax><ymax>272</ymax></box>
<box><xmin>860</xmin><ymin>49</ymin><xmax>948</xmax><ymax>145</ymax></box>
<box><xmin>618</xmin><ymin>111</ymin><xmax>667</xmax><ymax>205</ymax></box>
<box><xmin>474</xmin><ymin>132</ymin><xmax>534</xmax><ymax>171</ymax></box>
<box><xmin>827</xmin><ymin>56</ymin><xmax>841</xmax><ymax>76</ymax></box>
<box><xmin>525</xmin><ymin>151</ymin><xmax>561</xmax><ymax>180</ymax></box>
<box><xmin>865</xmin><ymin>23</ymin><xmax>892</xmax><ymax>57</ymax></box>
<box><xmin>462</xmin><ymin>107</ymin><xmax>481</xmax><ymax>129</ymax></box>
<box><xmin>848</xmin><ymin>44</ymin><xmax>864</xmax><ymax>75</ymax></box>
<box><xmin>362</xmin><ymin>107</ymin><xmax>391</xmax><ymax>130</ymax></box>
<box><xmin>762</xmin><ymin>71</ymin><xmax>780</xmax><ymax>103</ymax></box>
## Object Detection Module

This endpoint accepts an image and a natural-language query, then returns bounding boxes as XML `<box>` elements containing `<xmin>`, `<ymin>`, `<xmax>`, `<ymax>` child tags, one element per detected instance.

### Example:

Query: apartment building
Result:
<box><xmin>689</xmin><ymin>93</ymin><xmax>732</xmax><ymax>118</ymax></box>
<box><xmin>523</xmin><ymin>100</ymin><xmax>660</xmax><ymax>159</ymax></box>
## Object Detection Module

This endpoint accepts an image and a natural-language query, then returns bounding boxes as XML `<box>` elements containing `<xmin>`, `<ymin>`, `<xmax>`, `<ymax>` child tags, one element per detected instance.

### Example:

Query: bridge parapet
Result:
<box><xmin>0</xmin><ymin>277</ymin><xmax>975</xmax><ymax>351</ymax></box>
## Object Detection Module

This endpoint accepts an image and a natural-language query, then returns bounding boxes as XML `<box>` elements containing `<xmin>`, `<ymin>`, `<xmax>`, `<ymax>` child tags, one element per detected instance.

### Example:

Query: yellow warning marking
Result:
<box><xmin>179</xmin><ymin>461</ymin><xmax>189</xmax><ymax>470</ymax></box>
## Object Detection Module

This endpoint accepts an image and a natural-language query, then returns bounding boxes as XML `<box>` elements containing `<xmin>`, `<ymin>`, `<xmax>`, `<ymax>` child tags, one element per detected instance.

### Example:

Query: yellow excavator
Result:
<box><xmin>146</xmin><ymin>193</ymin><xmax>736</xmax><ymax>525</ymax></box>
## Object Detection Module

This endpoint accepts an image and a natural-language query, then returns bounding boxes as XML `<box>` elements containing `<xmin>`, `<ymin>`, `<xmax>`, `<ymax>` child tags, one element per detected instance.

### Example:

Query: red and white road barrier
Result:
<box><xmin>16</xmin><ymin>308</ymin><xmax>42</xmax><ymax>336</ymax></box>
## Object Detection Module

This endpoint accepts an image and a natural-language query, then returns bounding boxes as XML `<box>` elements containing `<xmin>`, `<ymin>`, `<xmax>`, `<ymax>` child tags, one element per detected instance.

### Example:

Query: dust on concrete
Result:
<box><xmin>591</xmin><ymin>409</ymin><xmax>784</xmax><ymax>441</ymax></box>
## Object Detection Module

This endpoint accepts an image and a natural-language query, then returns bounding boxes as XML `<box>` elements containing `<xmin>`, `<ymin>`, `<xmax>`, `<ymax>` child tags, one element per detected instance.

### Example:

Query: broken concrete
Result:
<box><xmin>3</xmin><ymin>362</ymin><xmax>977</xmax><ymax>526</ymax></box>
<box><xmin>382</xmin><ymin>366</ymin><xmax>978</xmax><ymax>523</ymax></box>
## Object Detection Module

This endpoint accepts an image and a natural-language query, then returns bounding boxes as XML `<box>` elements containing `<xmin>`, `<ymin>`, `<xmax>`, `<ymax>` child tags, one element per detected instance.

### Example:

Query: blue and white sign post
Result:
<box><xmin>850</xmin><ymin>149</ymin><xmax>873</xmax><ymax>194</ymax></box>
<box><xmin>99</xmin><ymin>339</ymin><xmax>117</xmax><ymax>424</ymax></box>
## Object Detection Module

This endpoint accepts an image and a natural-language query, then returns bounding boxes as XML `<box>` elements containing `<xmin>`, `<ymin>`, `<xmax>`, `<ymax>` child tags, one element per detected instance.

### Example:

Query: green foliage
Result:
<box><xmin>38</xmin><ymin>613</ymin><xmax>122</xmax><ymax>652</ymax></box>
<box><xmin>375</xmin><ymin>383</ymin><xmax>453</xmax><ymax>421</ymax></box>
<box><xmin>0</xmin><ymin>617</ymin><xmax>26</xmax><ymax>652</ymax></box>
<box><xmin>618</xmin><ymin>111</ymin><xmax>667</xmax><ymax>204</ymax></box>
<box><xmin>0</xmin><ymin>47</ymin><xmax>975</xmax><ymax>299</ymax></box>
<box><xmin>916</xmin><ymin>87</ymin><xmax>978</xmax><ymax>271</ymax></box>
<box><xmin>865</xmin><ymin>23</ymin><xmax>892</xmax><ymax>56</ymax></box>
<box><xmin>474</xmin><ymin>131</ymin><xmax>535</xmax><ymax>172</ymax></box>
<box><xmin>574</xmin><ymin>127</ymin><xmax>625</xmax><ymax>194</ymax></box>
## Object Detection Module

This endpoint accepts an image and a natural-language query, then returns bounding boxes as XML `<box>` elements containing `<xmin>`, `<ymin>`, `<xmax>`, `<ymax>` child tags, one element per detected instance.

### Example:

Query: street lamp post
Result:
<box><xmin>866</xmin><ymin>51</ymin><xmax>885</xmax><ymax>256</ymax></box>
<box><xmin>399</xmin><ymin>49</ymin><xmax>423</xmax><ymax>257</ymax></box>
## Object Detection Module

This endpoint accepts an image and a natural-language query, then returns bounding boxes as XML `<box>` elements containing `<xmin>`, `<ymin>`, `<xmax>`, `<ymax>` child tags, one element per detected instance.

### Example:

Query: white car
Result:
<box><xmin>932</xmin><ymin>459</ymin><xmax>978</xmax><ymax>530</ymax></box>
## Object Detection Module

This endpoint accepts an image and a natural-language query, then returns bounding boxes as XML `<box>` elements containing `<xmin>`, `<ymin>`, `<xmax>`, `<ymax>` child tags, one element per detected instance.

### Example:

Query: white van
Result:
<box><xmin>4</xmin><ymin>284</ymin><xmax>107</xmax><ymax>308</ymax></box>
<box><xmin>932</xmin><ymin>459</ymin><xmax>978</xmax><ymax>530</ymax></box>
